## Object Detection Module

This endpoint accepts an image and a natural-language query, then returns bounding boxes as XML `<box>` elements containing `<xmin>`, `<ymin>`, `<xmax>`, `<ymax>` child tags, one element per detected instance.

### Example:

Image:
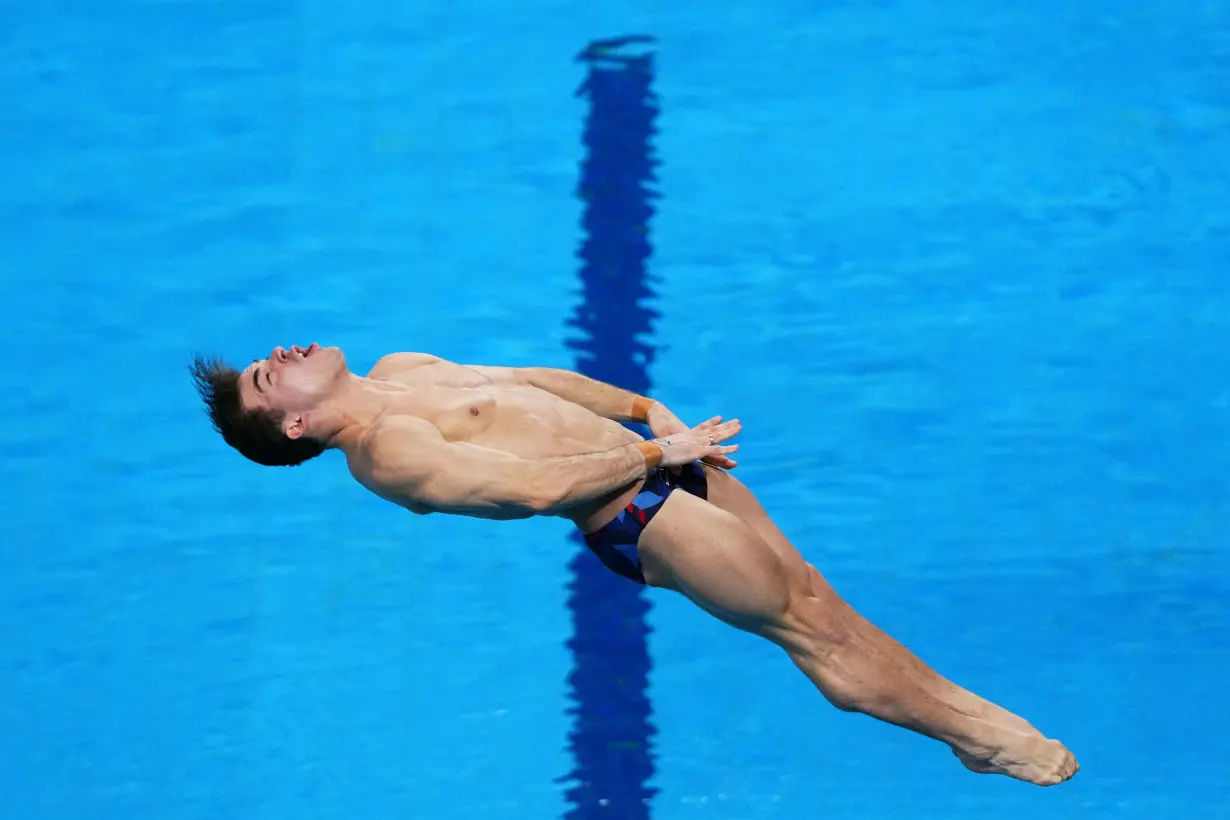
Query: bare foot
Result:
<box><xmin>954</xmin><ymin>734</ymin><xmax>1079</xmax><ymax>786</ymax></box>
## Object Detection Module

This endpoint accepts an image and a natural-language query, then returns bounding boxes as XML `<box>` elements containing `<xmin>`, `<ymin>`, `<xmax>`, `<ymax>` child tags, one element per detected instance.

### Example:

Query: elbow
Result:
<box><xmin>524</xmin><ymin>496</ymin><xmax>555</xmax><ymax>514</ymax></box>
<box><xmin>524</xmin><ymin>488</ymin><xmax>562</xmax><ymax>514</ymax></box>
<box><xmin>521</xmin><ymin>476</ymin><xmax>567</xmax><ymax>514</ymax></box>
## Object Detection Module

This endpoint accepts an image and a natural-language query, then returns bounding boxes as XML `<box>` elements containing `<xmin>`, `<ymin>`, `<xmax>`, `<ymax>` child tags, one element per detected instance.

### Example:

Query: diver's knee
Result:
<box><xmin>780</xmin><ymin>590</ymin><xmax>854</xmax><ymax>659</ymax></box>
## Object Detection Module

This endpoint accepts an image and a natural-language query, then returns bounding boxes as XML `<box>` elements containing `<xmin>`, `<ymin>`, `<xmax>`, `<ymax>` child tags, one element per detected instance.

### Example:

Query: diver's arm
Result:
<box><xmin>464</xmin><ymin>365</ymin><xmax>655</xmax><ymax>423</ymax></box>
<box><xmin>361</xmin><ymin>417</ymin><xmax>664</xmax><ymax>518</ymax></box>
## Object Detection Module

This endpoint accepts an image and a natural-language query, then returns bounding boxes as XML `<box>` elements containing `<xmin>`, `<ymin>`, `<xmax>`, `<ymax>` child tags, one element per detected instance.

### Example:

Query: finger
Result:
<box><xmin>695</xmin><ymin>418</ymin><xmax>738</xmax><ymax>439</ymax></box>
<box><xmin>708</xmin><ymin>423</ymin><xmax>742</xmax><ymax>443</ymax></box>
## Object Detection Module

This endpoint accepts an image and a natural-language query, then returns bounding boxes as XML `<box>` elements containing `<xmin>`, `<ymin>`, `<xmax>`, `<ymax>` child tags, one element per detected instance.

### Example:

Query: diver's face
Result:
<box><xmin>239</xmin><ymin>343</ymin><xmax>348</xmax><ymax>431</ymax></box>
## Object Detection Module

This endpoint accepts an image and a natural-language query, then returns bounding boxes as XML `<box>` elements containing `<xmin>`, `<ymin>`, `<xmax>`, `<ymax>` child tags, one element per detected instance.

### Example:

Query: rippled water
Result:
<box><xmin>2</xmin><ymin>2</ymin><xmax>1228</xmax><ymax>818</ymax></box>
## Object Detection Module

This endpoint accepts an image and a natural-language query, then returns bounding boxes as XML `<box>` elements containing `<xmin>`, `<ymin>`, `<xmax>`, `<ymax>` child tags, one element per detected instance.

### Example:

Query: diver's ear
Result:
<box><xmin>283</xmin><ymin>414</ymin><xmax>306</xmax><ymax>440</ymax></box>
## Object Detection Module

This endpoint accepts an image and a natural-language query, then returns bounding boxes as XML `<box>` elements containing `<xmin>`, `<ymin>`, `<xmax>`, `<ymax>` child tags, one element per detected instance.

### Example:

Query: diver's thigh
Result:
<box><xmin>701</xmin><ymin>465</ymin><xmax>819</xmax><ymax>578</ymax></box>
<box><xmin>638</xmin><ymin>490</ymin><xmax>799</xmax><ymax>629</ymax></box>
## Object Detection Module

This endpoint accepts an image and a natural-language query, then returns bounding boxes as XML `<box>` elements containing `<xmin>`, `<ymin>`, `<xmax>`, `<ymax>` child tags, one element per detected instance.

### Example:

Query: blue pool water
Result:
<box><xmin>3</xmin><ymin>1</ymin><xmax>1230</xmax><ymax>817</ymax></box>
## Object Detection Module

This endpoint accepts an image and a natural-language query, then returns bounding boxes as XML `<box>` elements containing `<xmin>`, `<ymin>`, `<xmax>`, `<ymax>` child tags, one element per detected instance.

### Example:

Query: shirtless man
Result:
<box><xmin>190</xmin><ymin>342</ymin><xmax>1079</xmax><ymax>787</ymax></box>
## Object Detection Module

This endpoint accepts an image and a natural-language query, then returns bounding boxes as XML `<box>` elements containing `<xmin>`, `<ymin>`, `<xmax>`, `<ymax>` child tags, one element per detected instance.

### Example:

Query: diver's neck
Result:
<box><xmin>313</xmin><ymin>373</ymin><xmax>397</xmax><ymax>447</ymax></box>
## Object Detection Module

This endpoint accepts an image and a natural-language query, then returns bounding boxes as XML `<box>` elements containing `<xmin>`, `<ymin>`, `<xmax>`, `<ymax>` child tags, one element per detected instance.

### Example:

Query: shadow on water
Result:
<box><xmin>557</xmin><ymin>35</ymin><xmax>662</xmax><ymax>820</ymax></box>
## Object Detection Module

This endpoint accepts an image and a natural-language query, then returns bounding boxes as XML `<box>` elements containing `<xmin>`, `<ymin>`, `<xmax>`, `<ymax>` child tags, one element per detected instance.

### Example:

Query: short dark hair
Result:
<box><xmin>189</xmin><ymin>354</ymin><xmax>325</xmax><ymax>467</ymax></box>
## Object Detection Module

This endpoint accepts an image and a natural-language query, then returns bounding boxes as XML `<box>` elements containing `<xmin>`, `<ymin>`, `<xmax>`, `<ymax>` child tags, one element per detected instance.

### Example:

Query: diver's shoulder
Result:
<box><xmin>365</xmin><ymin>352</ymin><xmax>442</xmax><ymax>380</ymax></box>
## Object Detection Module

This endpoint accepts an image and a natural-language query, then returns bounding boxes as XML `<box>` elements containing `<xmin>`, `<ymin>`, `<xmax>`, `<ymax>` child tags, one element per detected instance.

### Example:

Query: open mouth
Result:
<box><xmin>290</xmin><ymin>343</ymin><xmax>319</xmax><ymax>359</ymax></box>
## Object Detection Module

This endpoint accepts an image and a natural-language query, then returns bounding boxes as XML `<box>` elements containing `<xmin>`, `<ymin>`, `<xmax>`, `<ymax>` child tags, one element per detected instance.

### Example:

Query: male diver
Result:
<box><xmin>191</xmin><ymin>342</ymin><xmax>1079</xmax><ymax>786</ymax></box>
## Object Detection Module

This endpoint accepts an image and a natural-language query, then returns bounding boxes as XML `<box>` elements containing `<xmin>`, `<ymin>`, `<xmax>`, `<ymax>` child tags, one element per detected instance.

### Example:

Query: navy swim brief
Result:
<box><xmin>581</xmin><ymin>461</ymin><xmax>709</xmax><ymax>584</ymax></box>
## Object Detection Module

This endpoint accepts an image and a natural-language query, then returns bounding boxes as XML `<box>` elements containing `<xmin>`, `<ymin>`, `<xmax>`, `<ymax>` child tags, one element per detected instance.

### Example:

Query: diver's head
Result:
<box><xmin>190</xmin><ymin>343</ymin><xmax>348</xmax><ymax>467</ymax></box>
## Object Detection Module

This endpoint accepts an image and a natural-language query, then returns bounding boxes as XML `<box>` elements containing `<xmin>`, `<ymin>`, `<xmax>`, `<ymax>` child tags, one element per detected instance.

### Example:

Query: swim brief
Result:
<box><xmin>581</xmin><ymin>461</ymin><xmax>709</xmax><ymax>584</ymax></box>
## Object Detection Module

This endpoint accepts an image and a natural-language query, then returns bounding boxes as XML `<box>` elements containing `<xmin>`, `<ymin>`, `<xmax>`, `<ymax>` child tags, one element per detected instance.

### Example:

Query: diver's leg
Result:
<box><xmin>698</xmin><ymin>465</ymin><xmax>1040</xmax><ymax>735</ymax></box>
<box><xmin>638</xmin><ymin>489</ymin><xmax>1078</xmax><ymax>786</ymax></box>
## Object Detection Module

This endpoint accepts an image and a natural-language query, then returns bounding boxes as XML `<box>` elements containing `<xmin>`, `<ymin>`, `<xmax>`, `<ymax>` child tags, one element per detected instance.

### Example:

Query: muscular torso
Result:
<box><xmin>341</xmin><ymin>354</ymin><xmax>644</xmax><ymax>526</ymax></box>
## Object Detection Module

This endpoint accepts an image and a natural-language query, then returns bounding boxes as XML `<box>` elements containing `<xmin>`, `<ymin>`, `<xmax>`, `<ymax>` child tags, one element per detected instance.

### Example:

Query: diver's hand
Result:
<box><xmin>654</xmin><ymin>417</ymin><xmax>741</xmax><ymax>469</ymax></box>
<box><xmin>647</xmin><ymin>403</ymin><xmax>739</xmax><ymax>469</ymax></box>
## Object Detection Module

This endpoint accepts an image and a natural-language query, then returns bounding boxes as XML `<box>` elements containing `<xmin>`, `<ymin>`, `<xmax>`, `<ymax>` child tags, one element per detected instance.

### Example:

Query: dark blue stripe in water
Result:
<box><xmin>558</xmin><ymin>35</ymin><xmax>662</xmax><ymax>820</ymax></box>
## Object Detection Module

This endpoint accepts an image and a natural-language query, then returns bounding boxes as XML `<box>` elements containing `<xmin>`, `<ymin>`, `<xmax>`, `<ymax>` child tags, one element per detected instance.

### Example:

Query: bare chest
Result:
<box><xmin>376</xmin><ymin>362</ymin><xmax>546</xmax><ymax>447</ymax></box>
